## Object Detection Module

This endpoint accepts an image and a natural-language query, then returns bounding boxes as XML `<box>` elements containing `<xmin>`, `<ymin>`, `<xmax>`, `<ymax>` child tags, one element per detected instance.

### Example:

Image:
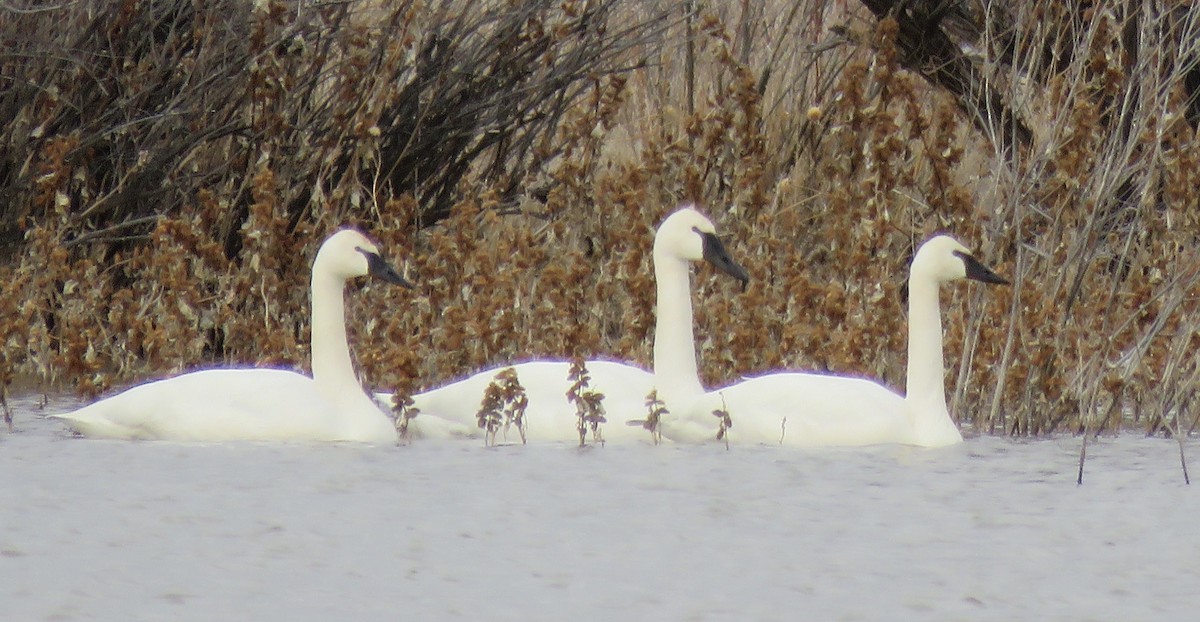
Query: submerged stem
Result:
<box><xmin>1077</xmin><ymin>429</ymin><xmax>1088</xmax><ymax>486</ymax></box>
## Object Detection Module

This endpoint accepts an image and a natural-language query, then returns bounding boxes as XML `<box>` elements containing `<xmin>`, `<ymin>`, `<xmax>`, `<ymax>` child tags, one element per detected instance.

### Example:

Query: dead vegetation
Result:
<box><xmin>641</xmin><ymin>389</ymin><xmax>668</xmax><ymax>445</ymax></box>
<box><xmin>2</xmin><ymin>0</ymin><xmax>1199</xmax><ymax>439</ymax></box>
<box><xmin>476</xmin><ymin>366</ymin><xmax>528</xmax><ymax>446</ymax></box>
<box><xmin>566</xmin><ymin>357</ymin><xmax>606</xmax><ymax>446</ymax></box>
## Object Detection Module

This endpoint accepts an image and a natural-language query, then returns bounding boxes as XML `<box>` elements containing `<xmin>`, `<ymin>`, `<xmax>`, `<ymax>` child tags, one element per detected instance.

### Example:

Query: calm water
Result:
<box><xmin>3</xmin><ymin>395</ymin><xmax>1197</xmax><ymax>621</ymax></box>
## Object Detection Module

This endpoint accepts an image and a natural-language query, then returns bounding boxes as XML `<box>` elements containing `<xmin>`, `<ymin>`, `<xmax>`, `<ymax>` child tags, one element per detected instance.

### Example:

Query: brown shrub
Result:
<box><xmin>3</xmin><ymin>0</ymin><xmax>1199</xmax><ymax>438</ymax></box>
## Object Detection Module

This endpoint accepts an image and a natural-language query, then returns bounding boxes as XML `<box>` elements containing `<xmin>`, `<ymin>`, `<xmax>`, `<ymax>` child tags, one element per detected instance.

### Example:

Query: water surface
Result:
<box><xmin>3</xmin><ymin>396</ymin><xmax>1196</xmax><ymax>621</ymax></box>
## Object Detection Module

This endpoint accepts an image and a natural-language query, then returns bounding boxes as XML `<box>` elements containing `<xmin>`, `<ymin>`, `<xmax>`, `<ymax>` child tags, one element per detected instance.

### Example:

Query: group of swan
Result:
<box><xmin>52</xmin><ymin>206</ymin><xmax>1007</xmax><ymax>448</ymax></box>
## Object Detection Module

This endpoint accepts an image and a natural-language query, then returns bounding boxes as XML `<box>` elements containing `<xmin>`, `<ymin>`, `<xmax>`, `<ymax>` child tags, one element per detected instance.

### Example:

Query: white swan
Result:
<box><xmin>396</xmin><ymin>206</ymin><xmax>749</xmax><ymax>443</ymax></box>
<box><xmin>678</xmin><ymin>234</ymin><xmax>1007</xmax><ymax>448</ymax></box>
<box><xmin>51</xmin><ymin>228</ymin><xmax>410</xmax><ymax>443</ymax></box>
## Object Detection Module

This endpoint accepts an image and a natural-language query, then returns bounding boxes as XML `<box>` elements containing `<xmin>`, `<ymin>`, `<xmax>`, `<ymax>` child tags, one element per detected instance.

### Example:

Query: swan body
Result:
<box><xmin>405</xmin><ymin>360</ymin><xmax>655</xmax><ymax>443</ymax></box>
<box><xmin>680</xmin><ymin>235</ymin><xmax>1007</xmax><ymax>448</ymax></box>
<box><xmin>397</xmin><ymin>206</ymin><xmax>749</xmax><ymax>443</ymax></box>
<box><xmin>51</xmin><ymin>228</ymin><xmax>411</xmax><ymax>443</ymax></box>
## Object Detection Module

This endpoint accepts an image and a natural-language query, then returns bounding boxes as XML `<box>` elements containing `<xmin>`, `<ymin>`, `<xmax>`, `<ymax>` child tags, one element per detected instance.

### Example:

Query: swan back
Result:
<box><xmin>55</xmin><ymin>369</ymin><xmax>395</xmax><ymax>442</ymax></box>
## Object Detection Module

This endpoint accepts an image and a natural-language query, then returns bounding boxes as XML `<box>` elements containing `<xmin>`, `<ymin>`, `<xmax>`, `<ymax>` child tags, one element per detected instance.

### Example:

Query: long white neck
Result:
<box><xmin>903</xmin><ymin>275</ymin><xmax>962</xmax><ymax>446</ymax></box>
<box><xmin>653</xmin><ymin>249</ymin><xmax>704</xmax><ymax>406</ymax></box>
<box><xmin>310</xmin><ymin>267</ymin><xmax>359</xmax><ymax>397</ymax></box>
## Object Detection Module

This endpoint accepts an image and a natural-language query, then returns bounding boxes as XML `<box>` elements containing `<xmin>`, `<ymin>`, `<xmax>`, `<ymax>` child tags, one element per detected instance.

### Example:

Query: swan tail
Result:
<box><xmin>47</xmin><ymin>411</ymin><xmax>133</xmax><ymax>439</ymax></box>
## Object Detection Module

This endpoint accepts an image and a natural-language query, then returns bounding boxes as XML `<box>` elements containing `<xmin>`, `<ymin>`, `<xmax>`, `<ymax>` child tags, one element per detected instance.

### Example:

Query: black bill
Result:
<box><xmin>360</xmin><ymin>248</ymin><xmax>415</xmax><ymax>288</ymax></box>
<box><xmin>700</xmin><ymin>230</ymin><xmax>750</xmax><ymax>290</ymax></box>
<box><xmin>954</xmin><ymin>250</ymin><xmax>1009</xmax><ymax>285</ymax></box>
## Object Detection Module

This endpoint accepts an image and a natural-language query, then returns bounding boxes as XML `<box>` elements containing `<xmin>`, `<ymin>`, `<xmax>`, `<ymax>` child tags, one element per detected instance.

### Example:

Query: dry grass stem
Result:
<box><xmin>566</xmin><ymin>357</ymin><xmax>606</xmax><ymax>447</ymax></box>
<box><xmin>642</xmin><ymin>389</ymin><xmax>667</xmax><ymax>445</ymax></box>
<box><xmin>1</xmin><ymin>1</ymin><xmax>1198</xmax><ymax>442</ymax></box>
<box><xmin>713</xmin><ymin>394</ymin><xmax>732</xmax><ymax>450</ymax></box>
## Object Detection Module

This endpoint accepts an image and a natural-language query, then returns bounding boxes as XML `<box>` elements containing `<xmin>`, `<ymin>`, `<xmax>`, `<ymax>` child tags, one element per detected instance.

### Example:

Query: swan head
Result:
<box><xmin>912</xmin><ymin>235</ymin><xmax>1008</xmax><ymax>286</ymax></box>
<box><xmin>315</xmin><ymin>228</ymin><xmax>413</xmax><ymax>287</ymax></box>
<box><xmin>655</xmin><ymin>206</ymin><xmax>750</xmax><ymax>287</ymax></box>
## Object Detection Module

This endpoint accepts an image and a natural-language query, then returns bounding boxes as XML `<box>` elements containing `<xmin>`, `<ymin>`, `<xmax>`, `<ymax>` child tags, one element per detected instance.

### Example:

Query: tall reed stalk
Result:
<box><xmin>1</xmin><ymin>1</ymin><xmax>1197</xmax><ymax>439</ymax></box>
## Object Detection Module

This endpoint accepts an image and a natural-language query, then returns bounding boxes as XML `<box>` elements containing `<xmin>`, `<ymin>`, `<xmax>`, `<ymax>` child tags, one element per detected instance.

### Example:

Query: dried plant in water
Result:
<box><xmin>475</xmin><ymin>367</ymin><xmax>528</xmax><ymax>447</ymax></box>
<box><xmin>712</xmin><ymin>394</ymin><xmax>732</xmax><ymax>450</ymax></box>
<box><xmin>566</xmin><ymin>357</ymin><xmax>606</xmax><ymax>447</ymax></box>
<box><xmin>495</xmin><ymin>367</ymin><xmax>529</xmax><ymax>445</ymax></box>
<box><xmin>642</xmin><ymin>389</ymin><xmax>668</xmax><ymax>445</ymax></box>
<box><xmin>477</xmin><ymin>378</ymin><xmax>505</xmax><ymax>447</ymax></box>
<box><xmin>1</xmin><ymin>388</ymin><xmax>11</xmax><ymax>433</ymax></box>
<box><xmin>392</xmin><ymin>393</ymin><xmax>420</xmax><ymax>445</ymax></box>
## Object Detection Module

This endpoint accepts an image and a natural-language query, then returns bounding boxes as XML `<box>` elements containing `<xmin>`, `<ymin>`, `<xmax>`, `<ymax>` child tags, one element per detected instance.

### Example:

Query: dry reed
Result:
<box><xmin>1</xmin><ymin>0</ymin><xmax>1198</xmax><ymax>440</ymax></box>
